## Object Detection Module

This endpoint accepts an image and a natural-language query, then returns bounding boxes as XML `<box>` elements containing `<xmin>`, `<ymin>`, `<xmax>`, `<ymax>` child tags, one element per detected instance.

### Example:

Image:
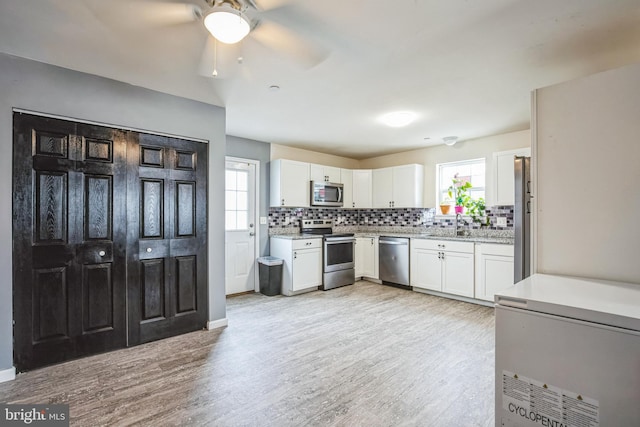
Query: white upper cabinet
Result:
<box><xmin>341</xmin><ymin>169</ymin><xmax>373</xmax><ymax>209</ymax></box>
<box><xmin>392</xmin><ymin>164</ymin><xmax>424</xmax><ymax>208</ymax></box>
<box><xmin>310</xmin><ymin>164</ymin><xmax>341</xmax><ymax>183</ymax></box>
<box><xmin>492</xmin><ymin>148</ymin><xmax>531</xmax><ymax>206</ymax></box>
<box><xmin>372</xmin><ymin>167</ymin><xmax>394</xmax><ymax>208</ymax></box>
<box><xmin>272</xmin><ymin>160</ymin><xmax>421</xmax><ymax>209</ymax></box>
<box><xmin>270</xmin><ymin>159</ymin><xmax>310</xmax><ymax>207</ymax></box>
<box><xmin>352</xmin><ymin>169</ymin><xmax>372</xmax><ymax>208</ymax></box>
<box><xmin>373</xmin><ymin>165</ymin><xmax>423</xmax><ymax>208</ymax></box>
<box><xmin>341</xmin><ymin>169</ymin><xmax>353</xmax><ymax>208</ymax></box>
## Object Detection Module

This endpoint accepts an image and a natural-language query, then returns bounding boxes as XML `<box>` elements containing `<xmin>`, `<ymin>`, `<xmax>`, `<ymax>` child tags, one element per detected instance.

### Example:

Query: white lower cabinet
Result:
<box><xmin>411</xmin><ymin>239</ymin><xmax>474</xmax><ymax>298</ymax></box>
<box><xmin>475</xmin><ymin>243</ymin><xmax>515</xmax><ymax>302</ymax></box>
<box><xmin>355</xmin><ymin>236</ymin><xmax>378</xmax><ymax>279</ymax></box>
<box><xmin>270</xmin><ymin>237</ymin><xmax>322</xmax><ymax>296</ymax></box>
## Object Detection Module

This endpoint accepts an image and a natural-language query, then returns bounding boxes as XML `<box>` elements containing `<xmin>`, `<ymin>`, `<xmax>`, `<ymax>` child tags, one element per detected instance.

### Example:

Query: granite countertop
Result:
<box><xmin>270</xmin><ymin>230</ymin><xmax>514</xmax><ymax>245</ymax></box>
<box><xmin>270</xmin><ymin>234</ymin><xmax>324</xmax><ymax>240</ymax></box>
<box><xmin>354</xmin><ymin>232</ymin><xmax>514</xmax><ymax>245</ymax></box>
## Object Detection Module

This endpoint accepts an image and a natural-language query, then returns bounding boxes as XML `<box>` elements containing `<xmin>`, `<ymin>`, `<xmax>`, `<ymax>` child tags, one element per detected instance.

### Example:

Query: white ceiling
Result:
<box><xmin>1</xmin><ymin>0</ymin><xmax>639</xmax><ymax>159</ymax></box>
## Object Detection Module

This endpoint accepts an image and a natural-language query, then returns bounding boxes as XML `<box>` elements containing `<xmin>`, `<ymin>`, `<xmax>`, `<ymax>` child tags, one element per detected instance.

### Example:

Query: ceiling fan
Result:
<box><xmin>89</xmin><ymin>0</ymin><xmax>329</xmax><ymax>78</ymax></box>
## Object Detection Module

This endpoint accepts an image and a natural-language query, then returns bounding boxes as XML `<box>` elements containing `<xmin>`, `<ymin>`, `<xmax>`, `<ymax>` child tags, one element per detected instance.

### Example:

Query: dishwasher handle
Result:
<box><xmin>379</xmin><ymin>238</ymin><xmax>409</xmax><ymax>245</ymax></box>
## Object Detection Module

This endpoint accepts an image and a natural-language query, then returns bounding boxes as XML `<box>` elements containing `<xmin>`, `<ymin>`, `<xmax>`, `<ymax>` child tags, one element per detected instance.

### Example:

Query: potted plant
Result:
<box><xmin>439</xmin><ymin>197</ymin><xmax>453</xmax><ymax>215</ymax></box>
<box><xmin>466</xmin><ymin>197</ymin><xmax>490</xmax><ymax>226</ymax></box>
<box><xmin>447</xmin><ymin>175</ymin><xmax>472</xmax><ymax>214</ymax></box>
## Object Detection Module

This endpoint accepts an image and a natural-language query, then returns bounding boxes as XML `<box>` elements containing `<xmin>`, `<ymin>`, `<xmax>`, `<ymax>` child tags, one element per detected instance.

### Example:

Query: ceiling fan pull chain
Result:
<box><xmin>212</xmin><ymin>38</ymin><xmax>219</xmax><ymax>77</ymax></box>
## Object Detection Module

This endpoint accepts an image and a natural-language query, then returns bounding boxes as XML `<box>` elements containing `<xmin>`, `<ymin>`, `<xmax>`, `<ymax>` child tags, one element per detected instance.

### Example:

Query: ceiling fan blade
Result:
<box><xmin>250</xmin><ymin>20</ymin><xmax>329</xmax><ymax>68</ymax></box>
<box><xmin>246</xmin><ymin>0</ymin><xmax>294</xmax><ymax>12</ymax></box>
<box><xmin>86</xmin><ymin>0</ymin><xmax>202</xmax><ymax>29</ymax></box>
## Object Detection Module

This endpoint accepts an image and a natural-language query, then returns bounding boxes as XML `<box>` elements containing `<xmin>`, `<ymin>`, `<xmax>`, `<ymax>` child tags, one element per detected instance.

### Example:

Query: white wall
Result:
<box><xmin>0</xmin><ymin>53</ymin><xmax>227</xmax><ymax>372</ymax></box>
<box><xmin>271</xmin><ymin>143</ymin><xmax>360</xmax><ymax>169</ymax></box>
<box><xmin>533</xmin><ymin>62</ymin><xmax>640</xmax><ymax>284</ymax></box>
<box><xmin>360</xmin><ymin>130</ymin><xmax>531</xmax><ymax>207</ymax></box>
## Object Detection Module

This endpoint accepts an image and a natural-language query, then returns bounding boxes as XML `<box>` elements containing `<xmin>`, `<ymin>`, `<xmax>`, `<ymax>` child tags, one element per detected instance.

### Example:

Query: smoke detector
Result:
<box><xmin>443</xmin><ymin>136</ymin><xmax>458</xmax><ymax>146</ymax></box>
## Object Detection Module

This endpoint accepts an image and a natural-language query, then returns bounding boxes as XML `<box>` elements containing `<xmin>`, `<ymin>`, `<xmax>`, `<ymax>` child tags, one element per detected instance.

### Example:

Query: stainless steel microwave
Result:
<box><xmin>310</xmin><ymin>181</ymin><xmax>344</xmax><ymax>207</ymax></box>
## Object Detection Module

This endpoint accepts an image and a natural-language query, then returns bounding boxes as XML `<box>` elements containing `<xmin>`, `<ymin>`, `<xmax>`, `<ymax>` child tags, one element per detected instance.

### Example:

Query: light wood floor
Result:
<box><xmin>0</xmin><ymin>281</ymin><xmax>496</xmax><ymax>426</ymax></box>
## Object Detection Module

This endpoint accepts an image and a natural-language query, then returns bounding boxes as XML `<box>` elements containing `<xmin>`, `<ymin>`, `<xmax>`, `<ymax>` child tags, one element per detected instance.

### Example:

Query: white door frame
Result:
<box><xmin>226</xmin><ymin>156</ymin><xmax>261</xmax><ymax>292</ymax></box>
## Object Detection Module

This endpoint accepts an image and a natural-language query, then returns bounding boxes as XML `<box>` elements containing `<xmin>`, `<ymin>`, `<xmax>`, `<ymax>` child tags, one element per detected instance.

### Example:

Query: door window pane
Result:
<box><xmin>225</xmin><ymin>169</ymin><xmax>249</xmax><ymax>230</ymax></box>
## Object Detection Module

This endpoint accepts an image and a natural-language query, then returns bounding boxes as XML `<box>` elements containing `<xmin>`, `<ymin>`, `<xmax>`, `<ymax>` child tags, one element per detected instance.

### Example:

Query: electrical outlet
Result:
<box><xmin>259</xmin><ymin>216</ymin><xmax>267</xmax><ymax>225</ymax></box>
<box><xmin>497</xmin><ymin>217</ymin><xmax>507</xmax><ymax>227</ymax></box>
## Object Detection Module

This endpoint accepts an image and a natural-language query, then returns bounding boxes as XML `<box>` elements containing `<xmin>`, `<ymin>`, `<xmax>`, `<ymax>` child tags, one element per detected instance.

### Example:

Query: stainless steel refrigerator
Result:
<box><xmin>513</xmin><ymin>156</ymin><xmax>531</xmax><ymax>283</ymax></box>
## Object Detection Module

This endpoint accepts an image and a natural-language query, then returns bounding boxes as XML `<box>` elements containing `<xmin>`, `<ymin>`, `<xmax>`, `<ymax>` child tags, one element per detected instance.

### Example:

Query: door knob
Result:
<box><xmin>98</xmin><ymin>250</ymin><xmax>106</xmax><ymax>257</ymax></box>
<box><xmin>146</xmin><ymin>248</ymin><xmax>152</xmax><ymax>253</ymax></box>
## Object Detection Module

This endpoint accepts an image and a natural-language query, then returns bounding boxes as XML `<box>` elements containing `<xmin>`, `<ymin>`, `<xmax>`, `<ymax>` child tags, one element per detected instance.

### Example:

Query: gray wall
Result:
<box><xmin>0</xmin><ymin>53</ymin><xmax>227</xmax><ymax>372</ymax></box>
<box><xmin>226</xmin><ymin>135</ymin><xmax>271</xmax><ymax>257</ymax></box>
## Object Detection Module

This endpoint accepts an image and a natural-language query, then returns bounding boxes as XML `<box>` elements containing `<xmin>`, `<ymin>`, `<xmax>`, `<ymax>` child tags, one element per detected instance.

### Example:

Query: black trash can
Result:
<box><xmin>257</xmin><ymin>256</ymin><xmax>283</xmax><ymax>296</ymax></box>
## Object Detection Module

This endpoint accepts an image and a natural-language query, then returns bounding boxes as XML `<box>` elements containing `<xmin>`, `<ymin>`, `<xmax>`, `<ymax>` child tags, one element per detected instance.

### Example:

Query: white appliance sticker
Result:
<box><xmin>502</xmin><ymin>370</ymin><xmax>599</xmax><ymax>427</ymax></box>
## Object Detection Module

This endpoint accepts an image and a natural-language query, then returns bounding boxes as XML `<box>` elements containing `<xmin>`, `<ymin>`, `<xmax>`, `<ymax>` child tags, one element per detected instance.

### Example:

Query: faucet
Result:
<box><xmin>455</xmin><ymin>213</ymin><xmax>467</xmax><ymax>236</ymax></box>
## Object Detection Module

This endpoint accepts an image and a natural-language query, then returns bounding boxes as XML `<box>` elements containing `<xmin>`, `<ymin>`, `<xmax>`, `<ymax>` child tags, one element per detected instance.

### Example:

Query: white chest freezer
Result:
<box><xmin>495</xmin><ymin>274</ymin><xmax>640</xmax><ymax>427</ymax></box>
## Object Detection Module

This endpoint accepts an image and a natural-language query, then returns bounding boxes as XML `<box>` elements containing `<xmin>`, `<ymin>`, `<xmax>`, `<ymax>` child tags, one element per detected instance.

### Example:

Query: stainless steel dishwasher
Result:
<box><xmin>378</xmin><ymin>236</ymin><xmax>410</xmax><ymax>288</ymax></box>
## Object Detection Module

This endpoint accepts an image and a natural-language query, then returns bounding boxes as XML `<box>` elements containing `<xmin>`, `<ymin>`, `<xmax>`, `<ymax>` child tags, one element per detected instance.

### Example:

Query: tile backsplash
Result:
<box><xmin>269</xmin><ymin>205</ymin><xmax>514</xmax><ymax>231</ymax></box>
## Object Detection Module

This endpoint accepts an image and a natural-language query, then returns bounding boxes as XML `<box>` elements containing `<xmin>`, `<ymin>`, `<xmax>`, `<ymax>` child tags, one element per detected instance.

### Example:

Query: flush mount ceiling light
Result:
<box><xmin>443</xmin><ymin>136</ymin><xmax>458</xmax><ymax>146</ymax></box>
<box><xmin>379</xmin><ymin>111</ymin><xmax>417</xmax><ymax>128</ymax></box>
<box><xmin>203</xmin><ymin>3</ymin><xmax>251</xmax><ymax>44</ymax></box>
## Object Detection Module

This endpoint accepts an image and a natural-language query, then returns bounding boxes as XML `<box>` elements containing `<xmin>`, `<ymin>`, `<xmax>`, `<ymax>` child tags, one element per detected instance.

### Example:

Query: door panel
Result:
<box><xmin>82</xmin><ymin>263</ymin><xmax>113</xmax><ymax>331</ymax></box>
<box><xmin>127</xmin><ymin>134</ymin><xmax>207</xmax><ymax>344</ymax></box>
<box><xmin>32</xmin><ymin>267</ymin><xmax>69</xmax><ymax>342</ymax></box>
<box><xmin>176</xmin><ymin>182</ymin><xmax>195</xmax><ymax>237</ymax></box>
<box><xmin>141</xmin><ymin>258</ymin><xmax>166</xmax><ymax>321</ymax></box>
<box><xmin>13</xmin><ymin>113</ymin><xmax>127</xmax><ymax>371</ymax></box>
<box><xmin>175</xmin><ymin>256</ymin><xmax>197</xmax><ymax>314</ymax></box>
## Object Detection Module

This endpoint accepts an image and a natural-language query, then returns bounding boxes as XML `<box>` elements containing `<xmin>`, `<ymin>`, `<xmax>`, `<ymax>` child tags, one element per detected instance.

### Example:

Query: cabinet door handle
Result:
<box><xmin>294</xmin><ymin>252</ymin><xmax>297</xmax><ymax>259</ymax></box>
<box><xmin>281</xmin><ymin>199</ymin><xmax>285</xmax><ymax>206</ymax></box>
<box><xmin>98</xmin><ymin>250</ymin><xmax>106</xmax><ymax>257</ymax></box>
<box><xmin>146</xmin><ymin>248</ymin><xmax>152</xmax><ymax>253</ymax></box>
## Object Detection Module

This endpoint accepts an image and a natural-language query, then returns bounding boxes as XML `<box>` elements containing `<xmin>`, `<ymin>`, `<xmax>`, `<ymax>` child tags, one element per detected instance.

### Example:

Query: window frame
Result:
<box><xmin>436</xmin><ymin>157</ymin><xmax>486</xmax><ymax>214</ymax></box>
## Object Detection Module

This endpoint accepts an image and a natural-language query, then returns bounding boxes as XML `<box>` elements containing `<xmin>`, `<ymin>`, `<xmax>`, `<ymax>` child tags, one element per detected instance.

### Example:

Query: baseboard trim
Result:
<box><xmin>206</xmin><ymin>318</ymin><xmax>228</xmax><ymax>330</ymax></box>
<box><xmin>0</xmin><ymin>366</ymin><xmax>16</xmax><ymax>383</ymax></box>
<box><xmin>413</xmin><ymin>288</ymin><xmax>495</xmax><ymax>307</ymax></box>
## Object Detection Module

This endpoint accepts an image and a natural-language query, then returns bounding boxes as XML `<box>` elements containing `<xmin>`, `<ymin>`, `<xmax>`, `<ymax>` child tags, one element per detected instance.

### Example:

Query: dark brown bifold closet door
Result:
<box><xmin>126</xmin><ymin>132</ymin><xmax>208</xmax><ymax>345</ymax></box>
<box><xmin>13</xmin><ymin>113</ymin><xmax>208</xmax><ymax>371</ymax></box>
<box><xmin>13</xmin><ymin>113</ymin><xmax>127</xmax><ymax>371</ymax></box>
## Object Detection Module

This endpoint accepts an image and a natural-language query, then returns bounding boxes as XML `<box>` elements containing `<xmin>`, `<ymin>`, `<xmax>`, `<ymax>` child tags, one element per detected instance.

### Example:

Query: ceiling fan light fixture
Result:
<box><xmin>204</xmin><ymin>4</ymin><xmax>251</xmax><ymax>44</ymax></box>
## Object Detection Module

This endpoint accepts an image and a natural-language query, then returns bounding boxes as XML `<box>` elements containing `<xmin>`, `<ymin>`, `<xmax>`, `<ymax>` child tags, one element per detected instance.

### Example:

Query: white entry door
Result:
<box><xmin>225</xmin><ymin>160</ymin><xmax>257</xmax><ymax>295</ymax></box>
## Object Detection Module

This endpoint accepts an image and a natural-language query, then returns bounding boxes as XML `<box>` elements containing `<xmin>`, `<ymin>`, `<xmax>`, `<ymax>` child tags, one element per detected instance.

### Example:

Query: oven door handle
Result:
<box><xmin>325</xmin><ymin>237</ymin><xmax>355</xmax><ymax>243</ymax></box>
<box><xmin>379</xmin><ymin>240</ymin><xmax>408</xmax><ymax>245</ymax></box>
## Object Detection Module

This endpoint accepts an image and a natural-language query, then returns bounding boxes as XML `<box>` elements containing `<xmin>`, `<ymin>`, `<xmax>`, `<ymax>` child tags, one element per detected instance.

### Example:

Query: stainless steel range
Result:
<box><xmin>300</xmin><ymin>219</ymin><xmax>355</xmax><ymax>290</ymax></box>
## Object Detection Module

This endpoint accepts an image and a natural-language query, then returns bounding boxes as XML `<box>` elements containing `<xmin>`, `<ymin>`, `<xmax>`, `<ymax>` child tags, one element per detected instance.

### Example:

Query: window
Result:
<box><xmin>225</xmin><ymin>169</ymin><xmax>249</xmax><ymax>230</ymax></box>
<box><xmin>436</xmin><ymin>158</ymin><xmax>486</xmax><ymax>211</ymax></box>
